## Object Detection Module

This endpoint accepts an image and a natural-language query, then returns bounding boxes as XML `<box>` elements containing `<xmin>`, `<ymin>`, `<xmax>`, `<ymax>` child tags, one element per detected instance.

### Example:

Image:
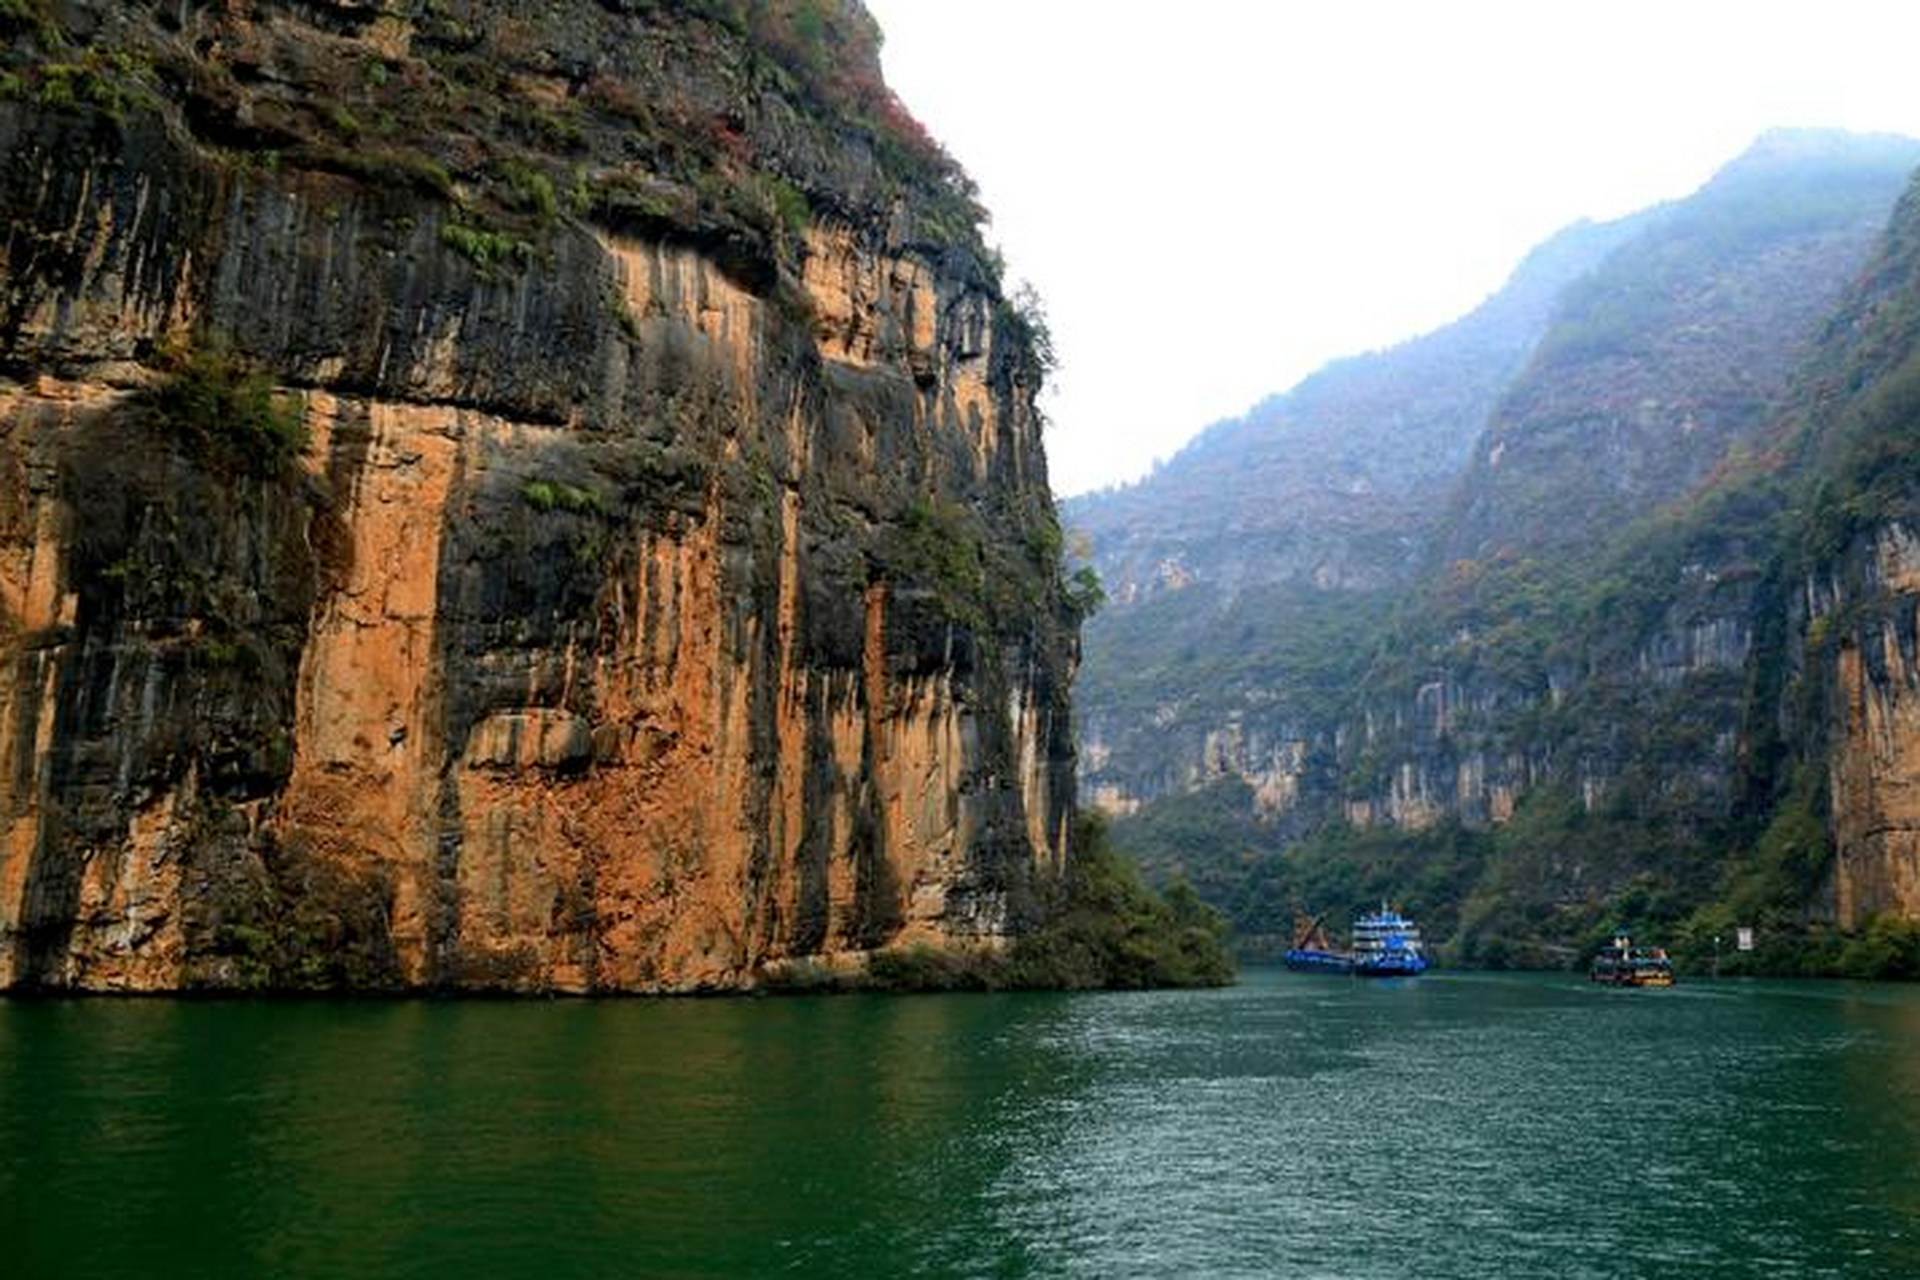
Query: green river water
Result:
<box><xmin>3</xmin><ymin>969</ymin><xmax>1918</xmax><ymax>1279</ymax></box>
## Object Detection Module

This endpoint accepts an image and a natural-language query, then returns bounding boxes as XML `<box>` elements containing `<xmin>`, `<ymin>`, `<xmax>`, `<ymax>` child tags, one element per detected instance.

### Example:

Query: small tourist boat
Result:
<box><xmin>1282</xmin><ymin>905</ymin><xmax>1430</xmax><ymax>976</ymax></box>
<box><xmin>1350</xmin><ymin>905</ymin><xmax>1429</xmax><ymax>977</ymax></box>
<box><xmin>1589</xmin><ymin>935</ymin><xmax>1675</xmax><ymax>987</ymax></box>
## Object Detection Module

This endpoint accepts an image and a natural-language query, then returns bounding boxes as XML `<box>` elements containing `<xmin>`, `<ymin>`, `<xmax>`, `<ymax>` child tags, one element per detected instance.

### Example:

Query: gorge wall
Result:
<box><xmin>1072</xmin><ymin>131</ymin><xmax>1920</xmax><ymax>969</ymax></box>
<box><xmin>1064</xmin><ymin>212</ymin><xmax>1648</xmax><ymax>819</ymax></box>
<box><xmin>0</xmin><ymin>1</ymin><xmax>1081</xmax><ymax>991</ymax></box>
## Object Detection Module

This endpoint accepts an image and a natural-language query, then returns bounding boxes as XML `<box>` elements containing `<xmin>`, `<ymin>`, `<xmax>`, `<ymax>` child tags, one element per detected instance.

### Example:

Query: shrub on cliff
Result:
<box><xmin>1836</xmin><ymin>914</ymin><xmax>1920</xmax><ymax>980</ymax></box>
<box><xmin>147</xmin><ymin>344</ymin><xmax>308</xmax><ymax>476</ymax></box>
<box><xmin>1006</xmin><ymin>814</ymin><xmax>1236</xmax><ymax>990</ymax></box>
<box><xmin>778</xmin><ymin>814</ymin><xmax>1236</xmax><ymax>994</ymax></box>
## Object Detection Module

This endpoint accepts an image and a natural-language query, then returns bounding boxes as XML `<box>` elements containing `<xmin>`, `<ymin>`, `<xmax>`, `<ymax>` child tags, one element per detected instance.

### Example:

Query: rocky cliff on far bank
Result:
<box><xmin>1073</xmin><ymin>131</ymin><xmax>1920</xmax><ymax>975</ymax></box>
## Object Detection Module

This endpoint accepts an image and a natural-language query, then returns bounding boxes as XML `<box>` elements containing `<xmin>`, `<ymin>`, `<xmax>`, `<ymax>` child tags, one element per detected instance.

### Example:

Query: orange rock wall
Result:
<box><xmin>1826</xmin><ymin>524</ymin><xmax>1920</xmax><ymax>927</ymax></box>
<box><xmin>0</xmin><ymin>108</ymin><xmax>1076</xmax><ymax>991</ymax></box>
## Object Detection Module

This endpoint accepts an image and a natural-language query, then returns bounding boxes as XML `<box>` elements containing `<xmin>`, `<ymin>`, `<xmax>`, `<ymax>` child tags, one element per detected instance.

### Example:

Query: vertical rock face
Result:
<box><xmin>0</xmin><ymin>2</ymin><xmax>1079</xmax><ymax>990</ymax></box>
<box><xmin>1825</xmin><ymin>525</ymin><xmax>1920</xmax><ymax>926</ymax></box>
<box><xmin>1800</xmin><ymin>178</ymin><xmax>1920</xmax><ymax>932</ymax></box>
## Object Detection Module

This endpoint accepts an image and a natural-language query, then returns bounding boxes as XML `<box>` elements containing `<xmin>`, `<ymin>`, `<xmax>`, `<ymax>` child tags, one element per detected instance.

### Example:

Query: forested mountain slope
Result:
<box><xmin>1074</xmin><ymin>131</ymin><xmax>1920</xmax><ymax>974</ymax></box>
<box><xmin>1066</xmin><ymin>215</ymin><xmax>1645</xmax><ymax>606</ymax></box>
<box><xmin>1063</xmin><ymin>215</ymin><xmax>1652</xmax><ymax>816</ymax></box>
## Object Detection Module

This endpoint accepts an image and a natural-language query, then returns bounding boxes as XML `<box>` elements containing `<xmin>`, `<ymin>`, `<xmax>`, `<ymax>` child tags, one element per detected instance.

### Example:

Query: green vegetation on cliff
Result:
<box><xmin>147</xmin><ymin>343</ymin><xmax>309</xmax><ymax>475</ymax></box>
<box><xmin>0</xmin><ymin>0</ymin><xmax>997</xmax><ymax>303</ymax></box>
<box><xmin>1007</xmin><ymin>815</ymin><xmax>1234</xmax><ymax>989</ymax></box>
<box><xmin>776</xmin><ymin>816</ymin><xmax>1235</xmax><ymax>993</ymax></box>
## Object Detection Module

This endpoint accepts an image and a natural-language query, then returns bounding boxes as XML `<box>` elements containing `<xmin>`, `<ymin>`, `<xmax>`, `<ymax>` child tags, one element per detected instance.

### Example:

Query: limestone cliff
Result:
<box><xmin>1787</xmin><ymin>178</ymin><xmax>1920</xmax><ymax>936</ymax></box>
<box><xmin>1824</xmin><ymin>525</ymin><xmax>1920</xmax><ymax>925</ymax></box>
<box><xmin>0</xmin><ymin>1</ymin><xmax>1080</xmax><ymax>991</ymax></box>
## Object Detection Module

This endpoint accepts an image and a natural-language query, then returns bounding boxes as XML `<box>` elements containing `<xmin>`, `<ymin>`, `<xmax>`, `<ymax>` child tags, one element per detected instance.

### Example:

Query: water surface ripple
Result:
<box><xmin>3</xmin><ymin>970</ymin><xmax>1916</xmax><ymax>1278</ymax></box>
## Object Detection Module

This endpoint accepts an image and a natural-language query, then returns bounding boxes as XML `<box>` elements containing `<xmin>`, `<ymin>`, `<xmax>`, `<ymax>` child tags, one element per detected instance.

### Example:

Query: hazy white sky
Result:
<box><xmin>866</xmin><ymin>0</ymin><xmax>1920</xmax><ymax>497</ymax></box>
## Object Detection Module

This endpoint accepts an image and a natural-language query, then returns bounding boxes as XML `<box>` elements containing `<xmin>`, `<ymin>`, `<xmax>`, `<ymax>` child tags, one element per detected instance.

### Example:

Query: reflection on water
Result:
<box><xmin>3</xmin><ymin>974</ymin><xmax>1918</xmax><ymax>1278</ymax></box>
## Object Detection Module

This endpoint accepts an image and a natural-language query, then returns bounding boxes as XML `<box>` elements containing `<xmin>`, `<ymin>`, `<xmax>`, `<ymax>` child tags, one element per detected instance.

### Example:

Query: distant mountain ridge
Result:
<box><xmin>1444</xmin><ymin>128</ymin><xmax>1920</xmax><ymax>563</ymax></box>
<box><xmin>1065</xmin><ymin>212</ymin><xmax>1648</xmax><ymax>602</ymax></box>
<box><xmin>1068</xmin><ymin>129</ymin><xmax>1920</xmax><ymax>975</ymax></box>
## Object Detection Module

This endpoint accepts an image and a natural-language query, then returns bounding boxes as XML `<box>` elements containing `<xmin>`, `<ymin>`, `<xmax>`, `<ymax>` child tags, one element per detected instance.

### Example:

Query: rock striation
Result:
<box><xmin>0</xmin><ymin>1</ymin><xmax>1080</xmax><ymax>991</ymax></box>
